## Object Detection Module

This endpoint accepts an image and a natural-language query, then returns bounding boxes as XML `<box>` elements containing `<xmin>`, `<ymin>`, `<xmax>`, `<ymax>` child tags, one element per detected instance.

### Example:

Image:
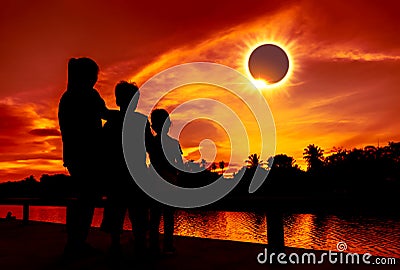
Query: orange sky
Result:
<box><xmin>1</xmin><ymin>0</ymin><xmax>400</xmax><ymax>182</ymax></box>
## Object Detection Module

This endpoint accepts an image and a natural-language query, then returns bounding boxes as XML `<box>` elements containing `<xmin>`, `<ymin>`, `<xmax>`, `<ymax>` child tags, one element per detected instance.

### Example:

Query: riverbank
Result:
<box><xmin>0</xmin><ymin>219</ymin><xmax>398</xmax><ymax>269</ymax></box>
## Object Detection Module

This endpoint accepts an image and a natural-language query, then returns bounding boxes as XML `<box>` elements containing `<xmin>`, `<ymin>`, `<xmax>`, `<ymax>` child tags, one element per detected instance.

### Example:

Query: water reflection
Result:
<box><xmin>283</xmin><ymin>213</ymin><xmax>400</xmax><ymax>258</ymax></box>
<box><xmin>173</xmin><ymin>211</ymin><xmax>267</xmax><ymax>243</ymax></box>
<box><xmin>1</xmin><ymin>206</ymin><xmax>399</xmax><ymax>258</ymax></box>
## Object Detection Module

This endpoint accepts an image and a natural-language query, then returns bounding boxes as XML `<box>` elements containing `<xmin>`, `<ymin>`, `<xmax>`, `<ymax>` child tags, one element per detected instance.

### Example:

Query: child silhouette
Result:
<box><xmin>147</xmin><ymin>109</ymin><xmax>183</xmax><ymax>254</ymax></box>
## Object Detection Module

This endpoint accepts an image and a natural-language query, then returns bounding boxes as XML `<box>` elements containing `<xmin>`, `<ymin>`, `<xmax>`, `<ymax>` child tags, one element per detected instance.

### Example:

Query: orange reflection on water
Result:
<box><xmin>1</xmin><ymin>205</ymin><xmax>399</xmax><ymax>258</ymax></box>
<box><xmin>284</xmin><ymin>213</ymin><xmax>316</xmax><ymax>249</ymax></box>
<box><xmin>173</xmin><ymin>210</ymin><xmax>267</xmax><ymax>244</ymax></box>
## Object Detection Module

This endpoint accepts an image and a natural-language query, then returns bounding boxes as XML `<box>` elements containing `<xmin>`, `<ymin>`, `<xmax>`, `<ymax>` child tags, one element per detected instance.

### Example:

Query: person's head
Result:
<box><xmin>115</xmin><ymin>81</ymin><xmax>139</xmax><ymax>112</ymax></box>
<box><xmin>67</xmin><ymin>57</ymin><xmax>99</xmax><ymax>90</ymax></box>
<box><xmin>151</xmin><ymin>109</ymin><xmax>171</xmax><ymax>135</ymax></box>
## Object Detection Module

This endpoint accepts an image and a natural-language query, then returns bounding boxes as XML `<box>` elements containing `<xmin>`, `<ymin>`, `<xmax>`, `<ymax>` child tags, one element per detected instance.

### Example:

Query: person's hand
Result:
<box><xmin>107</xmin><ymin>109</ymin><xmax>120</xmax><ymax>120</ymax></box>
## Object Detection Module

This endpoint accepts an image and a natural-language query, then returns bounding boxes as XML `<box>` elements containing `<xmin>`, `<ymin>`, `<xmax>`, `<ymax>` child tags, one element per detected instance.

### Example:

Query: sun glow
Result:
<box><xmin>239</xmin><ymin>34</ymin><xmax>299</xmax><ymax>91</ymax></box>
<box><xmin>253</xmin><ymin>79</ymin><xmax>268</xmax><ymax>89</ymax></box>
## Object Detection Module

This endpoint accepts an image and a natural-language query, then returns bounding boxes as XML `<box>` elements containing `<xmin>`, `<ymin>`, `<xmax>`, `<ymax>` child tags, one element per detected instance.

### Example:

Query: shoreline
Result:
<box><xmin>0</xmin><ymin>219</ymin><xmax>398</xmax><ymax>269</ymax></box>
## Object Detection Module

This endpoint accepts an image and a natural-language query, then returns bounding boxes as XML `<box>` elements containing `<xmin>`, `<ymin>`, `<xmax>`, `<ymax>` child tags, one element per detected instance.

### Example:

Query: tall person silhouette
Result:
<box><xmin>58</xmin><ymin>57</ymin><xmax>110</xmax><ymax>258</ymax></box>
<box><xmin>147</xmin><ymin>109</ymin><xmax>183</xmax><ymax>255</ymax></box>
<box><xmin>100</xmin><ymin>81</ymin><xmax>151</xmax><ymax>257</ymax></box>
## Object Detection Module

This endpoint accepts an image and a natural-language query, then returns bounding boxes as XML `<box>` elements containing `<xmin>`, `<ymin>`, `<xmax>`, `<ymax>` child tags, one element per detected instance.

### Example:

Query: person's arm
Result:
<box><xmin>94</xmin><ymin>89</ymin><xmax>113</xmax><ymax>120</ymax></box>
<box><xmin>100</xmin><ymin>100</ymin><xmax>113</xmax><ymax>120</ymax></box>
<box><xmin>174</xmin><ymin>142</ymin><xmax>184</xmax><ymax>171</ymax></box>
<box><xmin>144</xmin><ymin>120</ymin><xmax>154</xmax><ymax>153</ymax></box>
<box><xmin>104</xmin><ymin>109</ymin><xmax>120</xmax><ymax>121</ymax></box>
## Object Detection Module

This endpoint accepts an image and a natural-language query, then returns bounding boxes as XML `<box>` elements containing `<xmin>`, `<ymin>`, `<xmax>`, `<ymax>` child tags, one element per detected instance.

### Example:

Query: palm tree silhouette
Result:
<box><xmin>211</xmin><ymin>162</ymin><xmax>217</xmax><ymax>172</ymax></box>
<box><xmin>246</xmin><ymin>154</ymin><xmax>262</xmax><ymax>168</ymax></box>
<box><xmin>303</xmin><ymin>144</ymin><xmax>324</xmax><ymax>172</ymax></box>
<box><xmin>219</xmin><ymin>161</ymin><xmax>225</xmax><ymax>174</ymax></box>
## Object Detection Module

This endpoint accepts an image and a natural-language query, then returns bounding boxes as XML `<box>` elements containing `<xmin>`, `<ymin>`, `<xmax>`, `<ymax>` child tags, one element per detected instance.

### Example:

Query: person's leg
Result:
<box><xmin>128</xmin><ymin>204</ymin><xmax>148</xmax><ymax>254</ymax></box>
<box><xmin>65</xmin><ymin>166</ymin><xmax>99</xmax><ymax>253</ymax></box>
<box><xmin>163</xmin><ymin>206</ymin><xmax>175</xmax><ymax>252</ymax></box>
<box><xmin>79</xmin><ymin>189</ymin><xmax>97</xmax><ymax>242</ymax></box>
<box><xmin>65</xmin><ymin>169</ymin><xmax>93</xmax><ymax>247</ymax></box>
<box><xmin>64</xmin><ymin>189</ymin><xmax>98</xmax><ymax>257</ymax></box>
<box><xmin>105</xmin><ymin>198</ymin><xmax>126</xmax><ymax>249</ymax></box>
<box><xmin>66</xmin><ymin>197</ymin><xmax>80</xmax><ymax>246</ymax></box>
<box><xmin>149</xmin><ymin>204</ymin><xmax>162</xmax><ymax>253</ymax></box>
<box><xmin>66</xmin><ymin>168</ymin><xmax>80</xmax><ymax>247</ymax></box>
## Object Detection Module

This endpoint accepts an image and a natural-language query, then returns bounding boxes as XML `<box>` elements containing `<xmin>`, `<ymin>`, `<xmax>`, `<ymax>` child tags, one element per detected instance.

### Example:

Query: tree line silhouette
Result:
<box><xmin>232</xmin><ymin>141</ymin><xmax>400</xmax><ymax>198</ymax></box>
<box><xmin>1</xmin><ymin>141</ymin><xmax>399</xmax><ymax>199</ymax></box>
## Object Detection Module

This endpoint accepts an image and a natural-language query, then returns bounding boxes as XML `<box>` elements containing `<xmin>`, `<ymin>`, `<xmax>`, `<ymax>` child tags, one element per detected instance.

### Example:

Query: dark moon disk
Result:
<box><xmin>248</xmin><ymin>44</ymin><xmax>289</xmax><ymax>84</ymax></box>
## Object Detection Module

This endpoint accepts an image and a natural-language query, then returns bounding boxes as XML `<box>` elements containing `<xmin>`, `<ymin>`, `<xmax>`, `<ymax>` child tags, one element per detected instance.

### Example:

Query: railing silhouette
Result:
<box><xmin>1</xmin><ymin>196</ymin><xmax>393</xmax><ymax>251</ymax></box>
<box><xmin>0</xmin><ymin>196</ymin><xmax>288</xmax><ymax>251</ymax></box>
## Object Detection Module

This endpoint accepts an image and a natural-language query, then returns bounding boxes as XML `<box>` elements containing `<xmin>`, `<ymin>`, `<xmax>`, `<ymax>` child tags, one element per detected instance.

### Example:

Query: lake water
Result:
<box><xmin>1</xmin><ymin>205</ymin><xmax>399</xmax><ymax>258</ymax></box>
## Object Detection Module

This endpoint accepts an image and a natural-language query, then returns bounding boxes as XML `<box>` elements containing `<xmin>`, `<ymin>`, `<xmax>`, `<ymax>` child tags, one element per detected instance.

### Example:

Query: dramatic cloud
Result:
<box><xmin>29</xmin><ymin>128</ymin><xmax>60</xmax><ymax>137</ymax></box>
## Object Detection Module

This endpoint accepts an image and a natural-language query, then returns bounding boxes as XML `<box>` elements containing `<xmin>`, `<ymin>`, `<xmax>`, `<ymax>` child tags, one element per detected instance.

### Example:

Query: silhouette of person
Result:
<box><xmin>58</xmin><ymin>57</ymin><xmax>111</xmax><ymax>257</ymax></box>
<box><xmin>5</xmin><ymin>211</ymin><xmax>16</xmax><ymax>221</ymax></box>
<box><xmin>100</xmin><ymin>81</ymin><xmax>150</xmax><ymax>256</ymax></box>
<box><xmin>147</xmin><ymin>109</ymin><xmax>183</xmax><ymax>254</ymax></box>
